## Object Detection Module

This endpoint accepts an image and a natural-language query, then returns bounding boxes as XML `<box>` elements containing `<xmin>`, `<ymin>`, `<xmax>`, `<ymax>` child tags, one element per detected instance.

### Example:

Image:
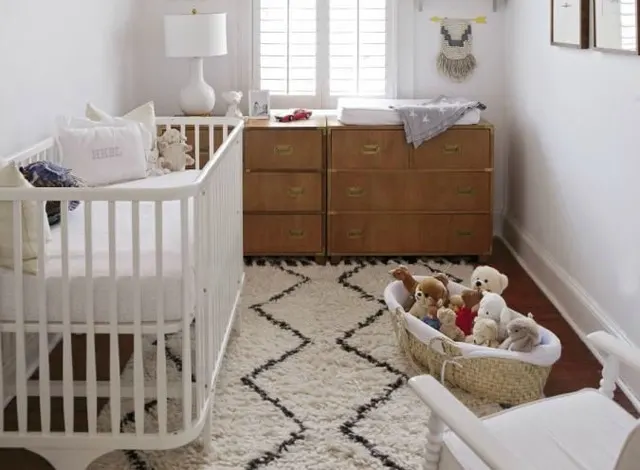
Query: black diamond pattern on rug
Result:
<box><xmin>336</xmin><ymin>261</ymin><xmax>411</xmax><ymax>470</ymax></box>
<box><xmin>240</xmin><ymin>265</ymin><xmax>313</xmax><ymax>469</ymax></box>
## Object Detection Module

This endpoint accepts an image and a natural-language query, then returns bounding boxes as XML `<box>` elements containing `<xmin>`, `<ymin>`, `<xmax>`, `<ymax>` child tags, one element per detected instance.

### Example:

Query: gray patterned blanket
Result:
<box><xmin>393</xmin><ymin>95</ymin><xmax>486</xmax><ymax>148</ymax></box>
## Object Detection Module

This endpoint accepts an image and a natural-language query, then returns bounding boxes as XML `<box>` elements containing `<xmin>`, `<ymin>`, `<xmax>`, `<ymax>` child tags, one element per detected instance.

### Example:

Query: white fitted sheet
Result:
<box><xmin>337</xmin><ymin>98</ymin><xmax>482</xmax><ymax>126</ymax></box>
<box><xmin>0</xmin><ymin>171</ymin><xmax>200</xmax><ymax>325</ymax></box>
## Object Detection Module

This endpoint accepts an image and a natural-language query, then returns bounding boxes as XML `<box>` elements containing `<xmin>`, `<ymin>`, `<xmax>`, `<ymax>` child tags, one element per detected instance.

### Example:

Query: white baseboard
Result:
<box><xmin>500</xmin><ymin>216</ymin><xmax>640</xmax><ymax>407</ymax></box>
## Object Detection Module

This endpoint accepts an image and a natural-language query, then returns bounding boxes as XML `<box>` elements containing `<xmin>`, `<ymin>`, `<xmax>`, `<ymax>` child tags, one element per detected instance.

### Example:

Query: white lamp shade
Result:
<box><xmin>164</xmin><ymin>13</ymin><xmax>228</xmax><ymax>58</ymax></box>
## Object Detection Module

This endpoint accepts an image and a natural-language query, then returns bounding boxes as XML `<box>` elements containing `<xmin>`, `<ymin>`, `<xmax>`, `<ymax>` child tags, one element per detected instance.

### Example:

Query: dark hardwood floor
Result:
<box><xmin>1</xmin><ymin>238</ymin><xmax>637</xmax><ymax>469</ymax></box>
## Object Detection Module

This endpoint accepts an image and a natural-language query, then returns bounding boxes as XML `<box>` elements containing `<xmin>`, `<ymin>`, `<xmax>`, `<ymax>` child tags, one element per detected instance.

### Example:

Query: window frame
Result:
<box><xmin>250</xmin><ymin>0</ymin><xmax>398</xmax><ymax>110</ymax></box>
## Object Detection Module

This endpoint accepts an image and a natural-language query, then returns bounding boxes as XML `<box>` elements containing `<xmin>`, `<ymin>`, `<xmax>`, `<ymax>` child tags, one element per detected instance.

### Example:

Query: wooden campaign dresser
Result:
<box><xmin>326</xmin><ymin>119</ymin><xmax>494</xmax><ymax>262</ymax></box>
<box><xmin>242</xmin><ymin>117</ymin><xmax>327</xmax><ymax>260</ymax></box>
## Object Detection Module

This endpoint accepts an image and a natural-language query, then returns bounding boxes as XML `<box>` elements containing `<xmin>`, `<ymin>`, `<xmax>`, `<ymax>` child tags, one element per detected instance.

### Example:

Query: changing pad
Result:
<box><xmin>337</xmin><ymin>98</ymin><xmax>482</xmax><ymax>126</ymax></box>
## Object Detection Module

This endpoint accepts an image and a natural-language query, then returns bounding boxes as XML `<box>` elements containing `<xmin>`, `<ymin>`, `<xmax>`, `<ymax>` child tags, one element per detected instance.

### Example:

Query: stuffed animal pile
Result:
<box><xmin>389</xmin><ymin>264</ymin><xmax>542</xmax><ymax>353</ymax></box>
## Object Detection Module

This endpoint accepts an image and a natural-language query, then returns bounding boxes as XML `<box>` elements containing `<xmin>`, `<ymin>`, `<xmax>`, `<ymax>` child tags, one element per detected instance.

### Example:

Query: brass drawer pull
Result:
<box><xmin>457</xmin><ymin>186</ymin><xmax>474</xmax><ymax>195</ymax></box>
<box><xmin>288</xmin><ymin>186</ymin><xmax>305</xmax><ymax>197</ymax></box>
<box><xmin>457</xmin><ymin>230</ymin><xmax>472</xmax><ymax>237</ymax></box>
<box><xmin>347</xmin><ymin>186</ymin><xmax>365</xmax><ymax>197</ymax></box>
<box><xmin>289</xmin><ymin>229</ymin><xmax>305</xmax><ymax>239</ymax></box>
<box><xmin>443</xmin><ymin>144</ymin><xmax>461</xmax><ymax>154</ymax></box>
<box><xmin>274</xmin><ymin>144</ymin><xmax>293</xmax><ymax>156</ymax></box>
<box><xmin>361</xmin><ymin>144</ymin><xmax>380</xmax><ymax>155</ymax></box>
<box><xmin>347</xmin><ymin>229</ymin><xmax>363</xmax><ymax>239</ymax></box>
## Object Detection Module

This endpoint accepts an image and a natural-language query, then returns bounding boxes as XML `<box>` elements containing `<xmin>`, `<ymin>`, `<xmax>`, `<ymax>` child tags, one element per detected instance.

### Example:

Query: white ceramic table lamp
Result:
<box><xmin>164</xmin><ymin>11</ymin><xmax>228</xmax><ymax>116</ymax></box>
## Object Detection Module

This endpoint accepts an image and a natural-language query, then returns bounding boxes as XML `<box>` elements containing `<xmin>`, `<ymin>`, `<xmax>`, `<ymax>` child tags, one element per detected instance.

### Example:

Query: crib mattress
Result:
<box><xmin>337</xmin><ymin>98</ymin><xmax>482</xmax><ymax>126</ymax></box>
<box><xmin>0</xmin><ymin>171</ymin><xmax>200</xmax><ymax>326</ymax></box>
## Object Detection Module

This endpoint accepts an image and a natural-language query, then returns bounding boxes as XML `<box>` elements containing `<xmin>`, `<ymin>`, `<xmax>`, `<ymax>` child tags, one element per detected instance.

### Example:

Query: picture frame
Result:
<box><xmin>550</xmin><ymin>0</ymin><xmax>590</xmax><ymax>48</ymax></box>
<box><xmin>593</xmin><ymin>0</ymin><xmax>640</xmax><ymax>55</ymax></box>
<box><xmin>248</xmin><ymin>90</ymin><xmax>271</xmax><ymax>119</ymax></box>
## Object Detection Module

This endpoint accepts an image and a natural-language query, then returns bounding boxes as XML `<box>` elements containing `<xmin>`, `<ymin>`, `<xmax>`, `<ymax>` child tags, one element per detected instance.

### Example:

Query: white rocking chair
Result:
<box><xmin>409</xmin><ymin>331</ymin><xmax>640</xmax><ymax>470</ymax></box>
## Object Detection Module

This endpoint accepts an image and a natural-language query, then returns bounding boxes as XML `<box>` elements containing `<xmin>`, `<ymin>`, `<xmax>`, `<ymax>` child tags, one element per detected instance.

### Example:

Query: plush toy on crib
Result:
<box><xmin>437</xmin><ymin>307</ymin><xmax>465</xmax><ymax>342</ymax></box>
<box><xmin>157</xmin><ymin>128</ymin><xmax>195</xmax><ymax>172</ymax></box>
<box><xmin>465</xmin><ymin>317</ymin><xmax>500</xmax><ymax>348</ymax></box>
<box><xmin>499</xmin><ymin>316</ymin><xmax>541</xmax><ymax>352</ymax></box>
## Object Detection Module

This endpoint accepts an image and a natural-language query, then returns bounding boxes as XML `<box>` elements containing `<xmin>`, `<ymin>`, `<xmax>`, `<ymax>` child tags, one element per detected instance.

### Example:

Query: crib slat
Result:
<box><xmin>61</xmin><ymin>202</ymin><xmax>74</xmax><ymax>434</ymax></box>
<box><xmin>84</xmin><ymin>201</ymin><xmax>98</xmax><ymax>435</ymax></box>
<box><xmin>155</xmin><ymin>201</ymin><xmax>167</xmax><ymax>435</ymax></box>
<box><xmin>12</xmin><ymin>201</ymin><xmax>27</xmax><ymax>434</ymax></box>
<box><xmin>194</xmin><ymin>192</ymin><xmax>204</xmax><ymax>414</ymax></box>
<box><xmin>108</xmin><ymin>201</ymin><xmax>121</xmax><ymax>435</ymax></box>
<box><xmin>223</xmin><ymin>124</ymin><xmax>229</xmax><ymax>141</ymax></box>
<box><xmin>181</xmin><ymin>198</ymin><xmax>192</xmax><ymax>430</ymax></box>
<box><xmin>208</xmin><ymin>124</ymin><xmax>214</xmax><ymax>160</ymax></box>
<box><xmin>132</xmin><ymin>201</ymin><xmax>144</xmax><ymax>436</ymax></box>
<box><xmin>37</xmin><ymin>200</ymin><xmax>51</xmax><ymax>434</ymax></box>
<box><xmin>194</xmin><ymin>124</ymin><xmax>200</xmax><ymax>170</ymax></box>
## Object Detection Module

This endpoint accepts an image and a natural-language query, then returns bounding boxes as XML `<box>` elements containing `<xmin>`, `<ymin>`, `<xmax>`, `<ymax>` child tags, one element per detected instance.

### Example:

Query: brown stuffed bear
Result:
<box><xmin>409</xmin><ymin>276</ymin><xmax>449</xmax><ymax>320</ymax></box>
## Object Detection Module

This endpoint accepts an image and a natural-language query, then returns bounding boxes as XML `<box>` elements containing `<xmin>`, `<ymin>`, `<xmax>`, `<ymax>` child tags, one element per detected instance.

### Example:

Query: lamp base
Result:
<box><xmin>179</xmin><ymin>57</ymin><xmax>216</xmax><ymax>116</ymax></box>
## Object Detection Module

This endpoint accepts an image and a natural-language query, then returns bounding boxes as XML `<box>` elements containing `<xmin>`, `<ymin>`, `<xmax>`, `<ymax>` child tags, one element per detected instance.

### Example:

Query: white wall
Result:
<box><xmin>0</xmin><ymin>0</ymin><xmax>143</xmax><ymax>156</ymax></box>
<box><xmin>408</xmin><ymin>1</ymin><xmax>507</xmax><ymax>217</ymax></box>
<box><xmin>503</xmin><ymin>0</ymin><xmax>640</xmax><ymax>397</ymax></box>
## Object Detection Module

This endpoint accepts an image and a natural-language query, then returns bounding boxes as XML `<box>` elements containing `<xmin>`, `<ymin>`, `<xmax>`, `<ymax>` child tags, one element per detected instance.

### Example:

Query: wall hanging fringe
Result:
<box><xmin>430</xmin><ymin>16</ymin><xmax>486</xmax><ymax>83</ymax></box>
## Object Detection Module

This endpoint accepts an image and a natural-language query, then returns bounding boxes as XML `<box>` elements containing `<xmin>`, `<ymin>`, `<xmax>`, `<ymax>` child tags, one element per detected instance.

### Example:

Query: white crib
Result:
<box><xmin>0</xmin><ymin>116</ymin><xmax>245</xmax><ymax>469</ymax></box>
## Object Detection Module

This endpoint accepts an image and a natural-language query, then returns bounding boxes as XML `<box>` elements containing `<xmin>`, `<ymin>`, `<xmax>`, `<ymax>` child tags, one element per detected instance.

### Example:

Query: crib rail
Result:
<box><xmin>0</xmin><ymin>116</ymin><xmax>245</xmax><ymax>465</ymax></box>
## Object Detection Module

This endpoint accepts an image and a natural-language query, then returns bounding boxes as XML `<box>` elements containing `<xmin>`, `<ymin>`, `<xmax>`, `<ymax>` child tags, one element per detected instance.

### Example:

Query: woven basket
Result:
<box><xmin>385</xmin><ymin>279</ymin><xmax>561</xmax><ymax>406</ymax></box>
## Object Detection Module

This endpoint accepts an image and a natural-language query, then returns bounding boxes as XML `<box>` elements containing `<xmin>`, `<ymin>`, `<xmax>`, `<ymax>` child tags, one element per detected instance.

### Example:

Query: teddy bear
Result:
<box><xmin>499</xmin><ymin>317</ymin><xmax>541</xmax><ymax>353</ymax></box>
<box><xmin>437</xmin><ymin>307</ymin><xmax>465</xmax><ymax>342</ymax></box>
<box><xmin>476</xmin><ymin>291</ymin><xmax>524</xmax><ymax>342</ymax></box>
<box><xmin>465</xmin><ymin>317</ymin><xmax>500</xmax><ymax>348</ymax></box>
<box><xmin>157</xmin><ymin>128</ymin><xmax>195</xmax><ymax>172</ymax></box>
<box><xmin>408</xmin><ymin>276</ymin><xmax>449</xmax><ymax>328</ymax></box>
<box><xmin>460</xmin><ymin>265</ymin><xmax>510</xmax><ymax>313</ymax></box>
<box><xmin>223</xmin><ymin>90</ymin><xmax>243</xmax><ymax>118</ymax></box>
<box><xmin>449</xmin><ymin>294</ymin><xmax>476</xmax><ymax>336</ymax></box>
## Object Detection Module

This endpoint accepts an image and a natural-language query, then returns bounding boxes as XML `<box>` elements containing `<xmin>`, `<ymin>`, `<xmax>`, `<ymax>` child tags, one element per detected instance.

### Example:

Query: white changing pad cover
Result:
<box><xmin>0</xmin><ymin>171</ymin><xmax>200</xmax><ymax>325</ymax></box>
<box><xmin>337</xmin><ymin>98</ymin><xmax>482</xmax><ymax>126</ymax></box>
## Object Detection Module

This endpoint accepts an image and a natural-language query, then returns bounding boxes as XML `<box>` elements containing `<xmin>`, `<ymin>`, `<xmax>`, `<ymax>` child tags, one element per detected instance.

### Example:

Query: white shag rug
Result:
<box><xmin>89</xmin><ymin>258</ymin><xmax>504</xmax><ymax>470</ymax></box>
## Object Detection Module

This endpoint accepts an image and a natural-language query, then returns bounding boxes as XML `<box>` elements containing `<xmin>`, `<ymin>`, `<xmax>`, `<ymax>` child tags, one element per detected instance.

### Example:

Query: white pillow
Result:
<box><xmin>0</xmin><ymin>161</ymin><xmax>52</xmax><ymax>274</ymax></box>
<box><xmin>58</xmin><ymin>115</ymin><xmax>153</xmax><ymax>154</ymax></box>
<box><xmin>86</xmin><ymin>101</ymin><xmax>157</xmax><ymax>148</ymax></box>
<box><xmin>56</xmin><ymin>122</ymin><xmax>148</xmax><ymax>186</ymax></box>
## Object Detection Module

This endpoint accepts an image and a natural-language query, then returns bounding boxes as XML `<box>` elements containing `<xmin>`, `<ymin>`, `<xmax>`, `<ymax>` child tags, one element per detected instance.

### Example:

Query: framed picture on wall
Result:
<box><xmin>593</xmin><ymin>0</ymin><xmax>640</xmax><ymax>54</ymax></box>
<box><xmin>551</xmin><ymin>0</ymin><xmax>590</xmax><ymax>48</ymax></box>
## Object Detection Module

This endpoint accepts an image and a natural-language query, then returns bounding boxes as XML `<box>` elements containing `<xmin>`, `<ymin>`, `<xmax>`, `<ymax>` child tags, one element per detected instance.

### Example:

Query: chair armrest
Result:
<box><xmin>408</xmin><ymin>375</ymin><xmax>536</xmax><ymax>470</ymax></box>
<box><xmin>587</xmin><ymin>331</ymin><xmax>640</xmax><ymax>372</ymax></box>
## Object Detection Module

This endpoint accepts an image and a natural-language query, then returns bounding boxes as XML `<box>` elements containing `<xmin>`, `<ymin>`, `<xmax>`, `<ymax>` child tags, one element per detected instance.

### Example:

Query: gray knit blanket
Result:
<box><xmin>393</xmin><ymin>95</ymin><xmax>486</xmax><ymax>148</ymax></box>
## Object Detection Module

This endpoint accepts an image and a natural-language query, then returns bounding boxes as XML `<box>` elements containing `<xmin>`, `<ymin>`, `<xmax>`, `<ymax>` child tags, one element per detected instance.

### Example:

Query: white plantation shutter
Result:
<box><xmin>253</xmin><ymin>0</ymin><xmax>395</xmax><ymax>108</ymax></box>
<box><xmin>329</xmin><ymin>0</ymin><xmax>387</xmax><ymax>97</ymax></box>
<box><xmin>258</xmin><ymin>0</ymin><xmax>317</xmax><ymax>96</ymax></box>
<box><xmin>620</xmin><ymin>0</ymin><xmax>637</xmax><ymax>51</ymax></box>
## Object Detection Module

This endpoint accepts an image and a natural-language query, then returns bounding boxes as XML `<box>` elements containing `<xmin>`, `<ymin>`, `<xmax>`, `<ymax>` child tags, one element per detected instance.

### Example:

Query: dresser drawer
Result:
<box><xmin>328</xmin><ymin>214</ymin><xmax>491</xmax><ymax>255</ymax></box>
<box><xmin>330</xmin><ymin>129</ymin><xmax>409</xmax><ymax>169</ymax></box>
<box><xmin>244</xmin><ymin>215</ymin><xmax>323</xmax><ymax>255</ymax></box>
<box><xmin>245</xmin><ymin>129</ymin><xmax>323</xmax><ymax>170</ymax></box>
<box><xmin>411</xmin><ymin>129</ymin><xmax>492</xmax><ymax>170</ymax></box>
<box><xmin>329</xmin><ymin>171</ymin><xmax>491</xmax><ymax>212</ymax></box>
<box><xmin>244</xmin><ymin>172</ymin><xmax>323</xmax><ymax>212</ymax></box>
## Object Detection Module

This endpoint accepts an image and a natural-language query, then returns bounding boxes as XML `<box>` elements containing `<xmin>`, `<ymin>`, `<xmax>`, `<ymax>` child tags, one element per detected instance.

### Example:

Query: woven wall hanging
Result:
<box><xmin>432</xmin><ymin>16</ymin><xmax>486</xmax><ymax>83</ymax></box>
